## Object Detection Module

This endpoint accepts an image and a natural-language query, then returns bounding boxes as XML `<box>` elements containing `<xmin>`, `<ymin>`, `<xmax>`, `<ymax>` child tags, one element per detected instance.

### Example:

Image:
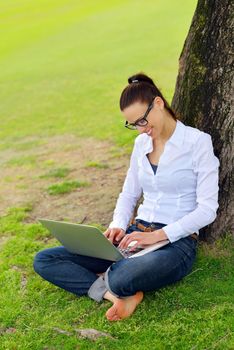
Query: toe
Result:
<box><xmin>105</xmin><ymin>305</ymin><xmax>117</xmax><ymax>320</ymax></box>
<box><xmin>110</xmin><ymin>314</ymin><xmax>120</xmax><ymax>321</ymax></box>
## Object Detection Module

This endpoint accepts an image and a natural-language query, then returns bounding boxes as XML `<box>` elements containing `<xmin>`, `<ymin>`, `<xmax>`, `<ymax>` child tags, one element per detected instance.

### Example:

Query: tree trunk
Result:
<box><xmin>171</xmin><ymin>0</ymin><xmax>234</xmax><ymax>241</ymax></box>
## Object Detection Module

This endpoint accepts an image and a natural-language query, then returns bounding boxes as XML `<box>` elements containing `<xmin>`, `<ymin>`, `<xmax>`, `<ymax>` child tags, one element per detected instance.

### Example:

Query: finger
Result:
<box><xmin>115</xmin><ymin>232</ymin><xmax>125</xmax><ymax>242</ymax></box>
<box><xmin>108</xmin><ymin>230</ymin><xmax>117</xmax><ymax>243</ymax></box>
<box><xmin>104</xmin><ymin>228</ymin><xmax>122</xmax><ymax>238</ymax></box>
<box><xmin>117</xmin><ymin>237</ymin><xmax>126</xmax><ymax>248</ymax></box>
<box><xmin>103</xmin><ymin>229</ymin><xmax>111</xmax><ymax>237</ymax></box>
<box><xmin>118</xmin><ymin>235</ymin><xmax>133</xmax><ymax>249</ymax></box>
<box><xmin>118</xmin><ymin>233</ymin><xmax>131</xmax><ymax>246</ymax></box>
<box><xmin>119</xmin><ymin>232</ymin><xmax>142</xmax><ymax>248</ymax></box>
<box><xmin>104</xmin><ymin>229</ymin><xmax>113</xmax><ymax>239</ymax></box>
<box><xmin>129</xmin><ymin>241</ymin><xmax>140</xmax><ymax>252</ymax></box>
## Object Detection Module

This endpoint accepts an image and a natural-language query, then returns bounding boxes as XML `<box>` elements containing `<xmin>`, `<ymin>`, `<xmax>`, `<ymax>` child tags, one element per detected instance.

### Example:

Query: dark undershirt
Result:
<box><xmin>147</xmin><ymin>154</ymin><xmax>158</xmax><ymax>174</ymax></box>
<box><xmin>150</xmin><ymin>162</ymin><xmax>158</xmax><ymax>174</ymax></box>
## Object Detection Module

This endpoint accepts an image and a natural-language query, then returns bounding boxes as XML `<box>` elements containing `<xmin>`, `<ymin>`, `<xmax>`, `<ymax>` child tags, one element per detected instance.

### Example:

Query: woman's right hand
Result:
<box><xmin>103</xmin><ymin>227</ymin><xmax>126</xmax><ymax>244</ymax></box>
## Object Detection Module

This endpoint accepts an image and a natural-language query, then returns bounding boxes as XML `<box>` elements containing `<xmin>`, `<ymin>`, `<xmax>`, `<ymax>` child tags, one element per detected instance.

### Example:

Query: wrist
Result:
<box><xmin>153</xmin><ymin>228</ymin><xmax>168</xmax><ymax>242</ymax></box>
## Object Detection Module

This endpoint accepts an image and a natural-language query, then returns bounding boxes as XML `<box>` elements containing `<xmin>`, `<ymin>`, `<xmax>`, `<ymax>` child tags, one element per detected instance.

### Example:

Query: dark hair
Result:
<box><xmin>119</xmin><ymin>72</ymin><xmax>178</xmax><ymax>121</ymax></box>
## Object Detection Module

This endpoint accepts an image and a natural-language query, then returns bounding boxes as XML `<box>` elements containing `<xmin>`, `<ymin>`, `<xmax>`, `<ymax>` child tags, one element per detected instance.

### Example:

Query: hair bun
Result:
<box><xmin>128</xmin><ymin>77</ymin><xmax>140</xmax><ymax>84</ymax></box>
<box><xmin>128</xmin><ymin>72</ymin><xmax>155</xmax><ymax>86</ymax></box>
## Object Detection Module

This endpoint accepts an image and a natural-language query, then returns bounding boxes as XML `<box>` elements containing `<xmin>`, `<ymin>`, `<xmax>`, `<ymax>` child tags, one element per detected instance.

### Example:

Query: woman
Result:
<box><xmin>33</xmin><ymin>73</ymin><xmax>220</xmax><ymax>322</ymax></box>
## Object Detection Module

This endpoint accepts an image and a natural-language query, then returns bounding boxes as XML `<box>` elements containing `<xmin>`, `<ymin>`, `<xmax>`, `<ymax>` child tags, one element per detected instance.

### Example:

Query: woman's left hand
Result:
<box><xmin>118</xmin><ymin>229</ymin><xmax>168</xmax><ymax>251</ymax></box>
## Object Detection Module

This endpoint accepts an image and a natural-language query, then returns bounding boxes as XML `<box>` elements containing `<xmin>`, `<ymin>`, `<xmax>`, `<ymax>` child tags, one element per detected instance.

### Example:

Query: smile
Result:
<box><xmin>146</xmin><ymin>128</ymin><xmax>153</xmax><ymax>136</ymax></box>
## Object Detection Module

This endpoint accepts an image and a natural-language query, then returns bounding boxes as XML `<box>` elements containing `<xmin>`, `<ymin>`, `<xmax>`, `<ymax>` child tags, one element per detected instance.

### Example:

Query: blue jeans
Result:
<box><xmin>33</xmin><ymin>219</ymin><xmax>197</xmax><ymax>302</ymax></box>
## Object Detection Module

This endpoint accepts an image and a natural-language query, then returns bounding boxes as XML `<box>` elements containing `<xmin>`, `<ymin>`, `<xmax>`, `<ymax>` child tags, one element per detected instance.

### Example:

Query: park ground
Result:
<box><xmin>0</xmin><ymin>1</ymin><xmax>233</xmax><ymax>349</ymax></box>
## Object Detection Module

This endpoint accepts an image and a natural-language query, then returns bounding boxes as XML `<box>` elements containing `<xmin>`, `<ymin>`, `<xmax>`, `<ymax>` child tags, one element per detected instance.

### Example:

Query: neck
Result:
<box><xmin>153</xmin><ymin>112</ymin><xmax>177</xmax><ymax>146</ymax></box>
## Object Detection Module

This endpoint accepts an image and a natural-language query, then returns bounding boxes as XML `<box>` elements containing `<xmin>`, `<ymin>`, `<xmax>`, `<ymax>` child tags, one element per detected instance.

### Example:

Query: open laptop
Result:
<box><xmin>38</xmin><ymin>218</ymin><xmax>169</xmax><ymax>262</ymax></box>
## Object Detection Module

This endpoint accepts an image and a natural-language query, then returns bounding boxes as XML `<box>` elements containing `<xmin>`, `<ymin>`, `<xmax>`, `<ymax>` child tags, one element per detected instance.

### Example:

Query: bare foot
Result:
<box><xmin>104</xmin><ymin>291</ymin><xmax>144</xmax><ymax>321</ymax></box>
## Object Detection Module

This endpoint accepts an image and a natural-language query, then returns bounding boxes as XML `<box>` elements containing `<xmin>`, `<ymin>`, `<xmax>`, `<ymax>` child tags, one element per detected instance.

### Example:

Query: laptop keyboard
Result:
<box><xmin>117</xmin><ymin>246</ymin><xmax>143</xmax><ymax>258</ymax></box>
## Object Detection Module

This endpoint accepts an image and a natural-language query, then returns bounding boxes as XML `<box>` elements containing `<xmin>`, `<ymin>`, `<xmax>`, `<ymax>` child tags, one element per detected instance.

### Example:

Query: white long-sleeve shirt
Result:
<box><xmin>109</xmin><ymin>120</ymin><xmax>220</xmax><ymax>243</ymax></box>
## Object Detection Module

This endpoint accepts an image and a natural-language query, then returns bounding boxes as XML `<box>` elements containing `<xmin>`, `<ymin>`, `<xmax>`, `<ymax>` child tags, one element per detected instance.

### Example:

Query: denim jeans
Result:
<box><xmin>33</xmin><ymin>219</ymin><xmax>197</xmax><ymax>302</ymax></box>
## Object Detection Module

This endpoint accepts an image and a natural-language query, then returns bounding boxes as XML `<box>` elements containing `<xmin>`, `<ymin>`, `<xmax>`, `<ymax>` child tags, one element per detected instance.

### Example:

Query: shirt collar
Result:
<box><xmin>141</xmin><ymin>119</ymin><xmax>185</xmax><ymax>153</ymax></box>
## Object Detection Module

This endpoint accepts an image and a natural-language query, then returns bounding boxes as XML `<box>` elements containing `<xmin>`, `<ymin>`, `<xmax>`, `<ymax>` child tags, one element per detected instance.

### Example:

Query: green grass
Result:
<box><xmin>85</xmin><ymin>161</ymin><xmax>109</xmax><ymax>169</ymax></box>
<box><xmin>0</xmin><ymin>206</ymin><xmax>233</xmax><ymax>349</ymax></box>
<box><xmin>6</xmin><ymin>155</ymin><xmax>38</xmax><ymax>168</ymax></box>
<box><xmin>4</xmin><ymin>175</ymin><xmax>25</xmax><ymax>183</ymax></box>
<box><xmin>39</xmin><ymin>167</ymin><xmax>72</xmax><ymax>179</ymax></box>
<box><xmin>12</xmin><ymin>140</ymin><xmax>45</xmax><ymax>151</ymax></box>
<box><xmin>1</xmin><ymin>1</ymin><xmax>232</xmax><ymax>349</ymax></box>
<box><xmin>46</xmin><ymin>180</ymin><xmax>90</xmax><ymax>195</ymax></box>
<box><xmin>42</xmin><ymin>159</ymin><xmax>57</xmax><ymax>167</ymax></box>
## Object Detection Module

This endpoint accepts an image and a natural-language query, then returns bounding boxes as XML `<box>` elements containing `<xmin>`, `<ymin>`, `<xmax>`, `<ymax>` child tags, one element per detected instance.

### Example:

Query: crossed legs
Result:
<box><xmin>33</xmin><ymin>237</ymin><xmax>196</xmax><ymax>321</ymax></box>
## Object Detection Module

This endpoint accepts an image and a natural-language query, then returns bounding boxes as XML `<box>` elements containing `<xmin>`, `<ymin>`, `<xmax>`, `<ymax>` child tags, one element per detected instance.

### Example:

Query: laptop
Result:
<box><xmin>38</xmin><ymin>218</ymin><xmax>169</xmax><ymax>262</ymax></box>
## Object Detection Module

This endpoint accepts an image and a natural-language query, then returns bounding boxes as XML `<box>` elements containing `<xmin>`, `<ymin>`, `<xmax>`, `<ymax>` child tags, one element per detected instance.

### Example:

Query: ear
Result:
<box><xmin>154</xmin><ymin>96</ymin><xmax>164</xmax><ymax>110</ymax></box>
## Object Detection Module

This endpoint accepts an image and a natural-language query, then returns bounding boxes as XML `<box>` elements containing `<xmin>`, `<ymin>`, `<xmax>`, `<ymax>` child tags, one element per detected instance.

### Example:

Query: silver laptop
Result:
<box><xmin>38</xmin><ymin>218</ymin><xmax>169</xmax><ymax>261</ymax></box>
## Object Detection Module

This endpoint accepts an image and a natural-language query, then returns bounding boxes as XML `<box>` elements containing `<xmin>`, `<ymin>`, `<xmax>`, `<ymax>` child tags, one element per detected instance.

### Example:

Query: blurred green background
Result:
<box><xmin>0</xmin><ymin>0</ymin><xmax>197</xmax><ymax>148</ymax></box>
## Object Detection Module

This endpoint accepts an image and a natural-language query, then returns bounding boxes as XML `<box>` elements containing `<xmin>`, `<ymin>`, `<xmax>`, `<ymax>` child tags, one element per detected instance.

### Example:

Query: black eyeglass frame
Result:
<box><xmin>124</xmin><ymin>99</ymin><xmax>155</xmax><ymax>130</ymax></box>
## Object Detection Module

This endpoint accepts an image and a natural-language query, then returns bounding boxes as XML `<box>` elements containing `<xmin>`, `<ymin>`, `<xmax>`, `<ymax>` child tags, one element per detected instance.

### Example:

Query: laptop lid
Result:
<box><xmin>38</xmin><ymin>218</ymin><xmax>123</xmax><ymax>261</ymax></box>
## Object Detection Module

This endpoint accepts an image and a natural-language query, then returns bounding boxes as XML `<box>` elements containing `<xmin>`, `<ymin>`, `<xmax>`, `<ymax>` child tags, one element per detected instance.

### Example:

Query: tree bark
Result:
<box><xmin>171</xmin><ymin>0</ymin><xmax>233</xmax><ymax>241</ymax></box>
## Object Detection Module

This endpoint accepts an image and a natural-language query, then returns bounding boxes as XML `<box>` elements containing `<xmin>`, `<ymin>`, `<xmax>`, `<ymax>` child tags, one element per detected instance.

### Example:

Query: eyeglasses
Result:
<box><xmin>125</xmin><ymin>99</ymin><xmax>154</xmax><ymax>130</ymax></box>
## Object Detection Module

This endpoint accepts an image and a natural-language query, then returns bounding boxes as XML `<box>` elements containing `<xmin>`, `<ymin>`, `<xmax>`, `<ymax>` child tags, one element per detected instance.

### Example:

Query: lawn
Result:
<box><xmin>0</xmin><ymin>1</ymin><xmax>233</xmax><ymax>349</ymax></box>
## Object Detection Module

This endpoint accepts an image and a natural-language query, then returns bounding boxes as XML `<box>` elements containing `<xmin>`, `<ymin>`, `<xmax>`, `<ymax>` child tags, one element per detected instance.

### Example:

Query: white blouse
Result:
<box><xmin>108</xmin><ymin>120</ymin><xmax>220</xmax><ymax>243</ymax></box>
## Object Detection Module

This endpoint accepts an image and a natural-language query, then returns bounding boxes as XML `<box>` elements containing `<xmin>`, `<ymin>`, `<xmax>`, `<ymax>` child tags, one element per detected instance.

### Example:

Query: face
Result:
<box><xmin>122</xmin><ymin>96</ymin><xmax>165</xmax><ymax>139</ymax></box>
